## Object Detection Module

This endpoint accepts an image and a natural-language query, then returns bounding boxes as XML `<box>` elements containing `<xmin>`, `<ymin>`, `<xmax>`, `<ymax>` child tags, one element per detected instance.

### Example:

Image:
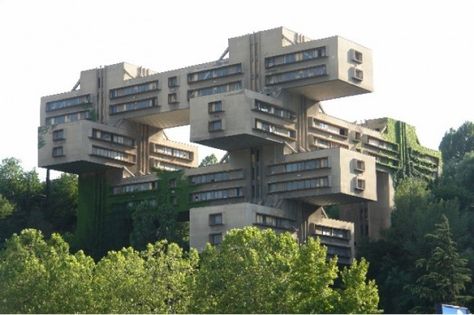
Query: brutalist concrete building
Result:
<box><xmin>38</xmin><ymin>27</ymin><xmax>440</xmax><ymax>262</ymax></box>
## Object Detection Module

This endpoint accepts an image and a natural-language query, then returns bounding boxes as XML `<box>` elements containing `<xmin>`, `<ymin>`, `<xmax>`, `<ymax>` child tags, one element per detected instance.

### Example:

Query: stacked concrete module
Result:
<box><xmin>38</xmin><ymin>27</ymin><xmax>440</xmax><ymax>260</ymax></box>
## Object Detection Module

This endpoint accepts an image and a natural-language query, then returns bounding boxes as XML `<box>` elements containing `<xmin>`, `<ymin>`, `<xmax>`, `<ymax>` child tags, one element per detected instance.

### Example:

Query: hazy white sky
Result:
<box><xmin>0</xmin><ymin>0</ymin><xmax>473</xmax><ymax>178</ymax></box>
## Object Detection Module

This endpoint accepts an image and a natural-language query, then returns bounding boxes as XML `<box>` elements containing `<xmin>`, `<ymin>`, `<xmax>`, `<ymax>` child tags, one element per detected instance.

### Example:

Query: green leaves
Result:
<box><xmin>199</xmin><ymin>153</ymin><xmax>218</xmax><ymax>167</ymax></box>
<box><xmin>0</xmin><ymin>227</ymin><xmax>379</xmax><ymax>313</ymax></box>
<box><xmin>0</xmin><ymin>194</ymin><xmax>14</xmax><ymax>219</ymax></box>
<box><xmin>0</xmin><ymin>230</ymin><xmax>197</xmax><ymax>314</ymax></box>
<box><xmin>408</xmin><ymin>216</ymin><xmax>471</xmax><ymax>313</ymax></box>
<box><xmin>193</xmin><ymin>227</ymin><xmax>380</xmax><ymax>314</ymax></box>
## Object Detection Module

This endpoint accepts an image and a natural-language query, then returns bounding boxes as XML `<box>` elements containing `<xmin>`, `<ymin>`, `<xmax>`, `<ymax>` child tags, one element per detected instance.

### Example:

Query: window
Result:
<box><xmin>188</xmin><ymin>64</ymin><xmax>242</xmax><ymax>83</ymax></box>
<box><xmin>188</xmin><ymin>81</ymin><xmax>241</xmax><ymax>99</ymax></box>
<box><xmin>268</xmin><ymin>177</ymin><xmax>329</xmax><ymax>193</ymax></box>
<box><xmin>168</xmin><ymin>76</ymin><xmax>178</xmax><ymax>88</ymax></box>
<box><xmin>327</xmin><ymin>245</ymin><xmax>351</xmax><ymax>258</ymax></box>
<box><xmin>109</xmin><ymin>98</ymin><xmax>156</xmax><ymax>114</ymax></box>
<box><xmin>112</xmin><ymin>182</ymin><xmax>156</xmax><ymax>194</ymax></box>
<box><xmin>109</xmin><ymin>81</ymin><xmax>159</xmax><ymax>99</ymax></box>
<box><xmin>209</xmin><ymin>120</ymin><xmax>223</xmax><ymax>132</ymax></box>
<box><xmin>315</xmin><ymin>225</ymin><xmax>349</xmax><ymax>239</ymax></box>
<box><xmin>46</xmin><ymin>95</ymin><xmax>91</xmax><ymax>112</ymax></box>
<box><xmin>209</xmin><ymin>233</ymin><xmax>223</xmax><ymax>245</ymax></box>
<box><xmin>209</xmin><ymin>213</ymin><xmax>223</xmax><ymax>226</ymax></box>
<box><xmin>255</xmin><ymin>119</ymin><xmax>296</xmax><ymax>139</ymax></box>
<box><xmin>255</xmin><ymin>213</ymin><xmax>295</xmax><ymax>230</ymax></box>
<box><xmin>91</xmin><ymin>129</ymin><xmax>135</xmax><ymax>147</ymax></box>
<box><xmin>150</xmin><ymin>159</ymin><xmax>182</xmax><ymax>171</ymax></box>
<box><xmin>254</xmin><ymin>100</ymin><xmax>295</xmax><ymax>120</ymax></box>
<box><xmin>46</xmin><ymin>111</ymin><xmax>91</xmax><ymax>126</ymax></box>
<box><xmin>366</xmin><ymin>136</ymin><xmax>398</xmax><ymax>152</ymax></box>
<box><xmin>355</xmin><ymin>178</ymin><xmax>366</xmax><ymax>191</ymax></box>
<box><xmin>168</xmin><ymin>93</ymin><xmax>178</xmax><ymax>104</ymax></box>
<box><xmin>313</xmin><ymin>119</ymin><xmax>348</xmax><ymax>137</ymax></box>
<box><xmin>208</xmin><ymin>101</ymin><xmax>223</xmax><ymax>113</ymax></box>
<box><xmin>52</xmin><ymin>129</ymin><xmax>65</xmax><ymax>141</ymax></box>
<box><xmin>52</xmin><ymin>146</ymin><xmax>64</xmax><ymax>157</ymax></box>
<box><xmin>269</xmin><ymin>158</ymin><xmax>329</xmax><ymax>175</ymax></box>
<box><xmin>190</xmin><ymin>170</ymin><xmax>244</xmax><ymax>185</ymax></box>
<box><xmin>265</xmin><ymin>65</ymin><xmax>327</xmax><ymax>85</ymax></box>
<box><xmin>265</xmin><ymin>47</ymin><xmax>326</xmax><ymax>68</ymax></box>
<box><xmin>152</xmin><ymin>144</ymin><xmax>192</xmax><ymax>160</ymax></box>
<box><xmin>192</xmin><ymin>188</ymin><xmax>243</xmax><ymax>202</ymax></box>
<box><xmin>91</xmin><ymin>146</ymin><xmax>136</xmax><ymax>163</ymax></box>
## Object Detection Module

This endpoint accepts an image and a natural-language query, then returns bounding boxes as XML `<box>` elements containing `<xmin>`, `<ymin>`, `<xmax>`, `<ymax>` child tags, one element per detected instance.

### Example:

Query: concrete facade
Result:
<box><xmin>38</xmin><ymin>27</ymin><xmax>440</xmax><ymax>260</ymax></box>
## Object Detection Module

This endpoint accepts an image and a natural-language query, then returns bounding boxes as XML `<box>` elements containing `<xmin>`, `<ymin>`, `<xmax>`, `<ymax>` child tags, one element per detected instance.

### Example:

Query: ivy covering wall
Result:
<box><xmin>380</xmin><ymin>118</ymin><xmax>441</xmax><ymax>184</ymax></box>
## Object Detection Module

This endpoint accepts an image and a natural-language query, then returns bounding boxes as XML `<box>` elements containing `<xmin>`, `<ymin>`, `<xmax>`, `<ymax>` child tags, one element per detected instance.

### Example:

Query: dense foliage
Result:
<box><xmin>130</xmin><ymin>170</ymin><xmax>191</xmax><ymax>250</ymax></box>
<box><xmin>0</xmin><ymin>158</ymin><xmax>78</xmax><ymax>248</ymax></box>
<box><xmin>199</xmin><ymin>153</ymin><xmax>218</xmax><ymax>167</ymax></box>
<box><xmin>0</xmin><ymin>227</ymin><xmax>379</xmax><ymax>314</ymax></box>
<box><xmin>360</xmin><ymin>121</ymin><xmax>474</xmax><ymax>313</ymax></box>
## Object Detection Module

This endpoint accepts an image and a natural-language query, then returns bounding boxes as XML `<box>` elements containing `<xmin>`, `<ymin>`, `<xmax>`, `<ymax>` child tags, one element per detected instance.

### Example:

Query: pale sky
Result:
<box><xmin>0</xmin><ymin>0</ymin><xmax>472</xmax><ymax>179</ymax></box>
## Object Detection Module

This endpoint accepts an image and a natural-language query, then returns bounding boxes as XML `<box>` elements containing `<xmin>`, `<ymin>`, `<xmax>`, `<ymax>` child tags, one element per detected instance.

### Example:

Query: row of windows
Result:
<box><xmin>188</xmin><ymin>81</ymin><xmax>241</xmax><ymax>99</ymax></box>
<box><xmin>268</xmin><ymin>177</ymin><xmax>329</xmax><ymax>193</ymax></box>
<box><xmin>314</xmin><ymin>225</ymin><xmax>350</xmax><ymax>239</ymax></box>
<box><xmin>152</xmin><ymin>144</ymin><xmax>192</xmax><ymax>160</ymax></box>
<box><xmin>112</xmin><ymin>181</ymin><xmax>156</xmax><ymax>195</ymax></box>
<box><xmin>192</xmin><ymin>187</ymin><xmax>243</xmax><ymax>202</ymax></box>
<box><xmin>109</xmin><ymin>81</ymin><xmax>159</xmax><ymax>99</ymax></box>
<box><xmin>265</xmin><ymin>65</ymin><xmax>327</xmax><ymax>85</ymax></box>
<box><xmin>364</xmin><ymin>150</ymin><xmax>399</xmax><ymax>169</ymax></box>
<box><xmin>365</xmin><ymin>136</ymin><xmax>398</xmax><ymax>152</ymax></box>
<box><xmin>255</xmin><ymin>119</ymin><xmax>296</xmax><ymax>139</ymax></box>
<box><xmin>46</xmin><ymin>111</ymin><xmax>90</xmax><ymax>125</ymax></box>
<box><xmin>313</xmin><ymin>137</ymin><xmax>349</xmax><ymax>150</ymax></box>
<box><xmin>255</xmin><ymin>213</ymin><xmax>295</xmax><ymax>230</ymax></box>
<box><xmin>254</xmin><ymin>100</ymin><xmax>296</xmax><ymax>120</ymax></box>
<box><xmin>150</xmin><ymin>159</ymin><xmax>182</xmax><ymax>171</ymax></box>
<box><xmin>265</xmin><ymin>47</ymin><xmax>327</xmax><ymax>68</ymax></box>
<box><xmin>269</xmin><ymin>158</ymin><xmax>329</xmax><ymax>175</ymax></box>
<box><xmin>327</xmin><ymin>245</ymin><xmax>351</xmax><ymax>258</ymax></box>
<box><xmin>91</xmin><ymin>129</ymin><xmax>135</xmax><ymax>147</ymax></box>
<box><xmin>188</xmin><ymin>64</ymin><xmax>242</xmax><ymax>83</ymax></box>
<box><xmin>91</xmin><ymin>145</ymin><xmax>136</xmax><ymax>163</ymax></box>
<box><xmin>46</xmin><ymin>95</ymin><xmax>91</xmax><ymax>112</ymax></box>
<box><xmin>190</xmin><ymin>170</ymin><xmax>244</xmax><ymax>185</ymax></box>
<box><xmin>313</xmin><ymin>119</ymin><xmax>348</xmax><ymax>137</ymax></box>
<box><xmin>109</xmin><ymin>98</ymin><xmax>156</xmax><ymax>114</ymax></box>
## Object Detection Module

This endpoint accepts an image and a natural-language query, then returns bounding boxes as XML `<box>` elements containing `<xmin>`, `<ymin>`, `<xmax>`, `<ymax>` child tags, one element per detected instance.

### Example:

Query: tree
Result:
<box><xmin>199</xmin><ymin>153</ymin><xmax>218</xmax><ymax>167</ymax></box>
<box><xmin>0</xmin><ymin>229</ymin><xmax>95</xmax><ymax>313</ymax></box>
<box><xmin>0</xmin><ymin>229</ymin><xmax>197</xmax><ymax>314</ymax></box>
<box><xmin>92</xmin><ymin>241</ymin><xmax>198</xmax><ymax>313</ymax></box>
<box><xmin>0</xmin><ymin>194</ymin><xmax>14</xmax><ymax>219</ymax></box>
<box><xmin>337</xmin><ymin>259</ymin><xmax>380</xmax><ymax>314</ymax></box>
<box><xmin>439</xmin><ymin>121</ymin><xmax>474</xmax><ymax>162</ymax></box>
<box><xmin>358</xmin><ymin>178</ymin><xmax>470</xmax><ymax>313</ymax></box>
<box><xmin>408</xmin><ymin>216</ymin><xmax>471</xmax><ymax>313</ymax></box>
<box><xmin>45</xmin><ymin>173</ymin><xmax>78</xmax><ymax>233</ymax></box>
<box><xmin>192</xmin><ymin>227</ymin><xmax>380</xmax><ymax>314</ymax></box>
